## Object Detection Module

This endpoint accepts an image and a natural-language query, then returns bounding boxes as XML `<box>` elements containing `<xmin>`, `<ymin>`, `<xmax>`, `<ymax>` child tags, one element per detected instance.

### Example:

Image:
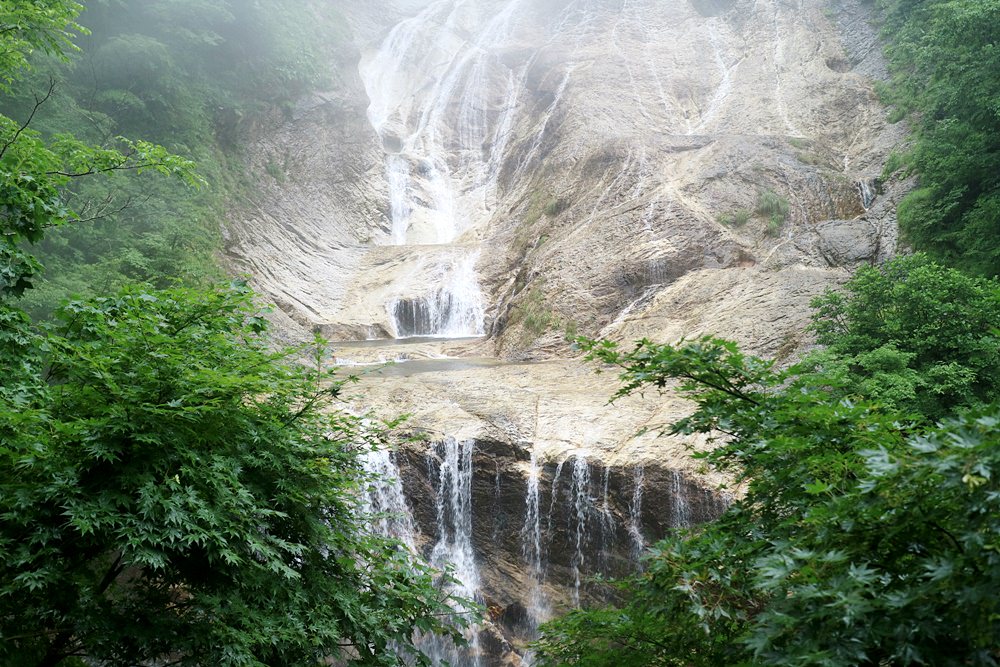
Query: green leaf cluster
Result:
<box><xmin>535</xmin><ymin>256</ymin><xmax>1000</xmax><ymax>666</ymax></box>
<box><xmin>878</xmin><ymin>0</ymin><xmax>1000</xmax><ymax>276</ymax></box>
<box><xmin>808</xmin><ymin>254</ymin><xmax>1000</xmax><ymax>421</ymax></box>
<box><xmin>0</xmin><ymin>1</ymin><xmax>85</xmax><ymax>92</ymax></box>
<box><xmin>0</xmin><ymin>284</ymin><xmax>467</xmax><ymax>666</ymax></box>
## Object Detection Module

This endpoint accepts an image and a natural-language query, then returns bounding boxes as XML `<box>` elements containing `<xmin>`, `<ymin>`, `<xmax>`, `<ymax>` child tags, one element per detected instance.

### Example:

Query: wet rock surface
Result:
<box><xmin>227</xmin><ymin>0</ymin><xmax>907</xmax><ymax>662</ymax></box>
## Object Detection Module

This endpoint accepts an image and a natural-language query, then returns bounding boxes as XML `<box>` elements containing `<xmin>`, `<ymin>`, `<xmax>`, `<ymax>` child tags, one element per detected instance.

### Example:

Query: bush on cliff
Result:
<box><xmin>535</xmin><ymin>256</ymin><xmax>1000</xmax><ymax>666</ymax></box>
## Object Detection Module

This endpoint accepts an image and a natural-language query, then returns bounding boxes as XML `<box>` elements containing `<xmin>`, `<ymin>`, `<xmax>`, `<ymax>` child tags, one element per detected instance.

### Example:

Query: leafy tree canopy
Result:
<box><xmin>535</xmin><ymin>256</ymin><xmax>1000</xmax><ymax>666</ymax></box>
<box><xmin>0</xmin><ymin>1</ymin><xmax>84</xmax><ymax>91</ymax></box>
<box><xmin>808</xmin><ymin>253</ymin><xmax>1000</xmax><ymax>421</ymax></box>
<box><xmin>0</xmin><ymin>0</ymin><xmax>197</xmax><ymax>298</ymax></box>
<box><xmin>0</xmin><ymin>284</ymin><xmax>465</xmax><ymax>666</ymax></box>
<box><xmin>878</xmin><ymin>0</ymin><xmax>1000</xmax><ymax>275</ymax></box>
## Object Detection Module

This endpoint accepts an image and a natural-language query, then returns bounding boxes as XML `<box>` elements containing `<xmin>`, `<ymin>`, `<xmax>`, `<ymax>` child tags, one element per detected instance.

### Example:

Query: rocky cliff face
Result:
<box><xmin>225</xmin><ymin>0</ymin><xmax>906</xmax><ymax>663</ymax></box>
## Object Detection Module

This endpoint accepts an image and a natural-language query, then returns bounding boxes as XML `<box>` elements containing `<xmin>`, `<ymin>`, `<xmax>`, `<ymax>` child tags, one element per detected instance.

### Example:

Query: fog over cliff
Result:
<box><xmin>225</xmin><ymin>0</ymin><xmax>906</xmax><ymax>662</ymax></box>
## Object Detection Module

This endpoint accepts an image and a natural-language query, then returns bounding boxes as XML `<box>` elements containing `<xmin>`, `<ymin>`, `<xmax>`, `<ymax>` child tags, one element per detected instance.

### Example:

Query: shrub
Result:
<box><xmin>766</xmin><ymin>214</ymin><xmax>783</xmax><ymax>236</ymax></box>
<box><xmin>717</xmin><ymin>208</ymin><xmax>751</xmax><ymax>227</ymax></box>
<box><xmin>265</xmin><ymin>159</ymin><xmax>285</xmax><ymax>183</ymax></box>
<box><xmin>755</xmin><ymin>189</ymin><xmax>790</xmax><ymax>221</ymax></box>
<box><xmin>543</xmin><ymin>197</ymin><xmax>568</xmax><ymax>217</ymax></box>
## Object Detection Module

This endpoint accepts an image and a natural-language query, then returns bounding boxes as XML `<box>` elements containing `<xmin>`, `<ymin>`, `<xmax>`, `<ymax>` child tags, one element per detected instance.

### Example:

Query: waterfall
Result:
<box><xmin>388</xmin><ymin>251</ymin><xmax>487</xmax><ymax>338</ymax></box>
<box><xmin>545</xmin><ymin>459</ymin><xmax>567</xmax><ymax>540</ymax></box>
<box><xmin>598</xmin><ymin>467</ymin><xmax>614</xmax><ymax>573</ymax></box>
<box><xmin>361</xmin><ymin>440</ymin><xmax>486</xmax><ymax>666</ymax></box>
<box><xmin>387</xmin><ymin>154</ymin><xmax>412</xmax><ymax>245</ymax></box>
<box><xmin>360</xmin><ymin>0</ymin><xmax>524</xmax><ymax>237</ymax></box>
<box><xmin>360</xmin><ymin>0</ymin><xmax>533</xmax><ymax>338</ymax></box>
<box><xmin>521</xmin><ymin>449</ymin><xmax>548</xmax><ymax>627</ymax></box>
<box><xmin>569</xmin><ymin>456</ymin><xmax>592</xmax><ymax>607</ymax></box>
<box><xmin>671</xmin><ymin>470</ymin><xmax>691</xmax><ymax>529</ymax></box>
<box><xmin>627</xmin><ymin>465</ymin><xmax>646</xmax><ymax>560</ymax></box>
<box><xmin>857</xmin><ymin>178</ymin><xmax>878</xmax><ymax>210</ymax></box>
<box><xmin>363</xmin><ymin>440</ymin><xmax>728</xmax><ymax>665</ymax></box>
<box><xmin>360</xmin><ymin>447</ymin><xmax>418</xmax><ymax>551</ymax></box>
<box><xmin>424</xmin><ymin>437</ymin><xmax>483</xmax><ymax>666</ymax></box>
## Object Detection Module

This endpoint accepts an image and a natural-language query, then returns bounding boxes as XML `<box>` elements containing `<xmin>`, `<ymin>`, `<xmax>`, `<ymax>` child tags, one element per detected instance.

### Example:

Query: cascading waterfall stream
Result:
<box><xmin>628</xmin><ymin>466</ymin><xmax>646</xmax><ymax>560</ymax></box>
<box><xmin>388</xmin><ymin>251</ymin><xmax>487</xmax><ymax>338</ymax></box>
<box><xmin>522</xmin><ymin>448</ymin><xmax>548</xmax><ymax>628</ymax></box>
<box><xmin>857</xmin><ymin>178</ymin><xmax>878</xmax><ymax>210</ymax></box>
<box><xmin>360</xmin><ymin>442</ymin><xmax>484</xmax><ymax>666</ymax></box>
<box><xmin>360</xmin><ymin>0</ymin><xmax>530</xmax><ymax>339</ymax></box>
<box><xmin>361</xmin><ymin>441</ymin><xmax>727</xmax><ymax>665</ymax></box>
<box><xmin>671</xmin><ymin>470</ymin><xmax>692</xmax><ymax>529</ymax></box>
<box><xmin>569</xmin><ymin>456</ymin><xmax>592</xmax><ymax>607</ymax></box>
<box><xmin>360</xmin><ymin>448</ymin><xmax>418</xmax><ymax>552</ymax></box>
<box><xmin>424</xmin><ymin>437</ymin><xmax>484</xmax><ymax>666</ymax></box>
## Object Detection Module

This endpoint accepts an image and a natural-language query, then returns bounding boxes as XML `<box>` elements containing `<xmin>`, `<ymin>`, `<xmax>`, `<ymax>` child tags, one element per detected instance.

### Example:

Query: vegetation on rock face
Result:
<box><xmin>717</xmin><ymin>208</ymin><xmax>751</xmax><ymax>227</ymax></box>
<box><xmin>809</xmin><ymin>254</ymin><xmax>1000</xmax><ymax>421</ymax></box>
<box><xmin>1</xmin><ymin>0</ymin><xmax>337</xmax><ymax>316</ymax></box>
<box><xmin>755</xmin><ymin>189</ymin><xmax>789</xmax><ymax>236</ymax></box>
<box><xmin>878</xmin><ymin>0</ymin><xmax>1000</xmax><ymax>276</ymax></box>
<box><xmin>0</xmin><ymin>3</ymin><xmax>467</xmax><ymax>665</ymax></box>
<box><xmin>534</xmin><ymin>256</ymin><xmax>1000</xmax><ymax>666</ymax></box>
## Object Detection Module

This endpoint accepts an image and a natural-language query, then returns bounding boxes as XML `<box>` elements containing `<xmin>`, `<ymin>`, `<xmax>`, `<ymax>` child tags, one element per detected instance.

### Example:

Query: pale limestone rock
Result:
<box><xmin>226</xmin><ymin>0</ymin><xmax>906</xmax><ymax>661</ymax></box>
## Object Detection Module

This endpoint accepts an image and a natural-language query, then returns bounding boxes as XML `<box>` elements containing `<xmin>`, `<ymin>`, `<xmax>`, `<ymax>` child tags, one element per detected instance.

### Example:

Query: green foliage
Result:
<box><xmin>878</xmin><ymin>0</ymin><xmax>1000</xmax><ymax>275</ymax></box>
<box><xmin>748</xmin><ymin>411</ymin><xmax>1000</xmax><ymax>665</ymax></box>
<box><xmin>881</xmin><ymin>149</ymin><xmax>907</xmax><ymax>179</ymax></box>
<box><xmin>0</xmin><ymin>1</ymin><xmax>84</xmax><ymax>92</ymax></box>
<box><xmin>0</xmin><ymin>283</ymin><xmax>467</xmax><ymax>666</ymax></box>
<box><xmin>809</xmin><ymin>254</ymin><xmax>1000</xmax><ymax>420</ymax></box>
<box><xmin>537</xmin><ymin>258</ymin><xmax>1000</xmax><ymax>666</ymax></box>
<box><xmin>0</xmin><ymin>0</ymin><xmax>339</xmax><ymax>313</ymax></box>
<box><xmin>535</xmin><ymin>336</ymin><xmax>902</xmax><ymax>666</ymax></box>
<box><xmin>755</xmin><ymin>189</ymin><xmax>789</xmax><ymax>224</ymax></box>
<box><xmin>717</xmin><ymin>208</ymin><xmax>751</xmax><ymax>227</ymax></box>
<box><xmin>265</xmin><ymin>158</ymin><xmax>286</xmax><ymax>183</ymax></box>
<box><xmin>0</xmin><ymin>7</ymin><xmax>197</xmax><ymax>299</ymax></box>
<box><xmin>511</xmin><ymin>286</ymin><xmax>555</xmax><ymax>337</ymax></box>
<box><xmin>543</xmin><ymin>197</ymin><xmax>568</xmax><ymax>217</ymax></box>
<box><xmin>537</xmin><ymin>333</ymin><xmax>1000</xmax><ymax>666</ymax></box>
<box><xmin>563</xmin><ymin>318</ymin><xmax>578</xmax><ymax>341</ymax></box>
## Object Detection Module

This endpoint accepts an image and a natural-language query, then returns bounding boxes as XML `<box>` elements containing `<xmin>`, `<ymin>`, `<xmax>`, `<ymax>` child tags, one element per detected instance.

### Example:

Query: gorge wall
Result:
<box><xmin>224</xmin><ymin>0</ymin><xmax>907</xmax><ymax>663</ymax></box>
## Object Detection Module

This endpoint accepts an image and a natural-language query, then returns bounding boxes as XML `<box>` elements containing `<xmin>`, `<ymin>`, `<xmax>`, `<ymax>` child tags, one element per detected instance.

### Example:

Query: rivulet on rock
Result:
<box><xmin>226</xmin><ymin>0</ymin><xmax>907</xmax><ymax>662</ymax></box>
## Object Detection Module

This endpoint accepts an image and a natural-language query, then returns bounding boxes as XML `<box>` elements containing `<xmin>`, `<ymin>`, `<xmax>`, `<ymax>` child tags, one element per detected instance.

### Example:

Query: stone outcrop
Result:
<box><xmin>226</xmin><ymin>0</ymin><xmax>907</xmax><ymax>662</ymax></box>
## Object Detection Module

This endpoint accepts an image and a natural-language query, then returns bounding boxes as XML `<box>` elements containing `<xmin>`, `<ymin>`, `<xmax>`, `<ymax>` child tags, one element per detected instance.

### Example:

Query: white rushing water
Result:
<box><xmin>388</xmin><ymin>251</ymin><xmax>487</xmax><ymax>338</ymax></box>
<box><xmin>360</xmin><ymin>0</ymin><xmax>533</xmax><ymax>338</ymax></box>
<box><xmin>360</xmin><ymin>448</ymin><xmax>418</xmax><ymax>552</ymax></box>
<box><xmin>857</xmin><ymin>178</ymin><xmax>878</xmax><ymax>210</ymax></box>
<box><xmin>360</xmin><ymin>440</ymin><xmax>483</xmax><ymax>666</ymax></box>
<box><xmin>569</xmin><ymin>456</ymin><xmax>592</xmax><ymax>607</ymax></box>
<box><xmin>671</xmin><ymin>470</ymin><xmax>692</xmax><ymax>529</ymax></box>
<box><xmin>522</xmin><ymin>448</ymin><xmax>548</xmax><ymax>628</ymax></box>
<box><xmin>424</xmin><ymin>437</ymin><xmax>483</xmax><ymax>666</ymax></box>
<box><xmin>627</xmin><ymin>465</ymin><xmax>646</xmax><ymax>560</ymax></box>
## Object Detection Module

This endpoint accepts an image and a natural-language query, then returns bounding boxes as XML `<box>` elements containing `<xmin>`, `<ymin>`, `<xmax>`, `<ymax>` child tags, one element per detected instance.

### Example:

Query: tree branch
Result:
<box><xmin>69</xmin><ymin>193</ymin><xmax>135</xmax><ymax>225</ymax></box>
<box><xmin>0</xmin><ymin>77</ymin><xmax>55</xmax><ymax>161</ymax></box>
